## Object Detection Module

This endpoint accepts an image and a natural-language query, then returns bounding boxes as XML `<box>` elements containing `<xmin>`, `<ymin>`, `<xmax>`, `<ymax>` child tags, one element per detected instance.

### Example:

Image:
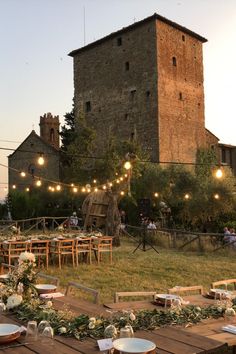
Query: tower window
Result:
<box><xmin>130</xmin><ymin>132</ymin><xmax>135</xmax><ymax>141</ymax></box>
<box><xmin>124</xmin><ymin>113</ymin><xmax>129</xmax><ymax>121</ymax></box>
<box><xmin>179</xmin><ymin>92</ymin><xmax>183</xmax><ymax>100</ymax></box>
<box><xmin>50</xmin><ymin>128</ymin><xmax>55</xmax><ymax>142</ymax></box>
<box><xmin>85</xmin><ymin>101</ymin><xmax>91</xmax><ymax>112</ymax></box>
<box><xmin>125</xmin><ymin>61</ymin><xmax>129</xmax><ymax>71</ymax></box>
<box><xmin>146</xmin><ymin>90</ymin><xmax>150</xmax><ymax>97</ymax></box>
<box><xmin>182</xmin><ymin>35</ymin><xmax>185</xmax><ymax>42</ymax></box>
<box><xmin>172</xmin><ymin>56</ymin><xmax>177</xmax><ymax>66</ymax></box>
<box><xmin>117</xmin><ymin>37</ymin><xmax>122</xmax><ymax>46</ymax></box>
<box><xmin>130</xmin><ymin>89</ymin><xmax>136</xmax><ymax>99</ymax></box>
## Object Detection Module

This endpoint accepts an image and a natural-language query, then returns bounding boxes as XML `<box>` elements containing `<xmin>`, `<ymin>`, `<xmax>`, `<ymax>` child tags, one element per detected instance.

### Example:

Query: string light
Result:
<box><xmin>51</xmin><ymin>187</ymin><xmax>55</xmax><ymax>192</ymax></box>
<box><xmin>93</xmin><ymin>179</ymin><xmax>97</xmax><ymax>183</ymax></box>
<box><xmin>124</xmin><ymin>161</ymin><xmax>132</xmax><ymax>170</ymax></box>
<box><xmin>56</xmin><ymin>184</ymin><xmax>61</xmax><ymax>191</ymax></box>
<box><xmin>25</xmin><ymin>187</ymin><xmax>30</xmax><ymax>192</ymax></box>
<box><xmin>215</xmin><ymin>167</ymin><xmax>223</xmax><ymax>179</ymax></box>
<box><xmin>102</xmin><ymin>185</ymin><xmax>107</xmax><ymax>190</ymax></box>
<box><xmin>154</xmin><ymin>192</ymin><xmax>159</xmax><ymax>198</ymax></box>
<box><xmin>73</xmin><ymin>187</ymin><xmax>78</xmax><ymax>193</ymax></box>
<box><xmin>94</xmin><ymin>187</ymin><xmax>98</xmax><ymax>192</ymax></box>
<box><xmin>12</xmin><ymin>185</ymin><xmax>16</xmax><ymax>189</ymax></box>
<box><xmin>120</xmin><ymin>191</ymin><xmax>125</xmax><ymax>196</ymax></box>
<box><xmin>70</xmin><ymin>183</ymin><xmax>74</xmax><ymax>187</ymax></box>
<box><xmin>184</xmin><ymin>193</ymin><xmax>190</xmax><ymax>200</ymax></box>
<box><xmin>36</xmin><ymin>180</ymin><xmax>42</xmax><ymax>187</ymax></box>
<box><xmin>214</xmin><ymin>193</ymin><xmax>220</xmax><ymax>199</ymax></box>
<box><xmin>82</xmin><ymin>187</ymin><xmax>86</xmax><ymax>193</ymax></box>
<box><xmin>37</xmin><ymin>154</ymin><xmax>45</xmax><ymax>166</ymax></box>
<box><xmin>20</xmin><ymin>171</ymin><xmax>26</xmax><ymax>177</ymax></box>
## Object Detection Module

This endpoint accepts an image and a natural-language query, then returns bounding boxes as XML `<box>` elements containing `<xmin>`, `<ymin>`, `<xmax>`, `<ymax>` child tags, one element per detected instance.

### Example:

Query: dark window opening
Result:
<box><xmin>85</xmin><ymin>101</ymin><xmax>91</xmax><ymax>112</ymax></box>
<box><xmin>50</xmin><ymin>128</ymin><xmax>55</xmax><ymax>142</ymax></box>
<box><xmin>125</xmin><ymin>61</ymin><xmax>129</xmax><ymax>71</ymax></box>
<box><xmin>179</xmin><ymin>92</ymin><xmax>183</xmax><ymax>100</ymax></box>
<box><xmin>124</xmin><ymin>114</ymin><xmax>129</xmax><ymax>121</ymax></box>
<box><xmin>172</xmin><ymin>56</ymin><xmax>177</xmax><ymax>66</ymax></box>
<box><xmin>182</xmin><ymin>35</ymin><xmax>185</xmax><ymax>42</ymax></box>
<box><xmin>130</xmin><ymin>89</ymin><xmax>136</xmax><ymax>99</ymax></box>
<box><xmin>130</xmin><ymin>132</ymin><xmax>135</xmax><ymax>141</ymax></box>
<box><xmin>117</xmin><ymin>37</ymin><xmax>122</xmax><ymax>46</ymax></box>
<box><xmin>146</xmin><ymin>90</ymin><xmax>150</xmax><ymax>97</ymax></box>
<box><xmin>222</xmin><ymin>149</ymin><xmax>226</xmax><ymax>163</ymax></box>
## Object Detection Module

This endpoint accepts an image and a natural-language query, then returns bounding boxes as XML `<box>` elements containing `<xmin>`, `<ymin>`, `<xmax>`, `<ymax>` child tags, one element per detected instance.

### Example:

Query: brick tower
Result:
<box><xmin>39</xmin><ymin>113</ymin><xmax>60</xmax><ymax>149</ymax></box>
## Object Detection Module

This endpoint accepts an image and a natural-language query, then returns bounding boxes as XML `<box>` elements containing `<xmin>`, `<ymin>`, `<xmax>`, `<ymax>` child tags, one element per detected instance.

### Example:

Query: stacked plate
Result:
<box><xmin>113</xmin><ymin>338</ymin><xmax>156</xmax><ymax>354</ymax></box>
<box><xmin>35</xmin><ymin>284</ymin><xmax>57</xmax><ymax>294</ymax></box>
<box><xmin>0</xmin><ymin>324</ymin><xmax>21</xmax><ymax>344</ymax></box>
<box><xmin>208</xmin><ymin>288</ymin><xmax>232</xmax><ymax>299</ymax></box>
<box><xmin>155</xmin><ymin>294</ymin><xmax>180</xmax><ymax>306</ymax></box>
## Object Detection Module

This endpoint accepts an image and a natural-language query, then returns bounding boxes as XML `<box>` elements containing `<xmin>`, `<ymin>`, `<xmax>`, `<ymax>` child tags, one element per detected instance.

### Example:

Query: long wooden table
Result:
<box><xmin>0</xmin><ymin>294</ymin><xmax>230</xmax><ymax>354</ymax></box>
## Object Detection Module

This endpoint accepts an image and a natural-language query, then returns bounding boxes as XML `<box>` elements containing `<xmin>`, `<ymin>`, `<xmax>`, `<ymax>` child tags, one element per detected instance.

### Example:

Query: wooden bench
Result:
<box><xmin>211</xmin><ymin>279</ymin><xmax>236</xmax><ymax>290</ymax></box>
<box><xmin>65</xmin><ymin>281</ymin><xmax>99</xmax><ymax>304</ymax></box>
<box><xmin>168</xmin><ymin>285</ymin><xmax>204</xmax><ymax>295</ymax></box>
<box><xmin>114</xmin><ymin>291</ymin><xmax>156</xmax><ymax>303</ymax></box>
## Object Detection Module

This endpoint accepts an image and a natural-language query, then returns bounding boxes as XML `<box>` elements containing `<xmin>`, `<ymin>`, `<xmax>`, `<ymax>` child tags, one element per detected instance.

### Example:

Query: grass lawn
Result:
<box><xmin>45</xmin><ymin>236</ymin><xmax>236</xmax><ymax>303</ymax></box>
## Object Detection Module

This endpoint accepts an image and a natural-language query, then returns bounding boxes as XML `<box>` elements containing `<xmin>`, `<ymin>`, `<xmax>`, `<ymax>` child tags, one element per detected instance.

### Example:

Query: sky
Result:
<box><xmin>0</xmin><ymin>0</ymin><xmax>236</xmax><ymax>201</ymax></box>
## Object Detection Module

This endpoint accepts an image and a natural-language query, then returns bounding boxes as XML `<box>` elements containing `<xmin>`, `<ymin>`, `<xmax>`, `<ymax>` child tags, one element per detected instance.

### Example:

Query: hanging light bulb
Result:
<box><xmin>70</xmin><ymin>183</ymin><xmax>74</xmax><ymax>187</ymax></box>
<box><xmin>73</xmin><ymin>187</ymin><xmax>78</xmax><ymax>193</ymax></box>
<box><xmin>120</xmin><ymin>191</ymin><xmax>125</xmax><ymax>196</ymax></box>
<box><xmin>215</xmin><ymin>167</ymin><xmax>223</xmax><ymax>179</ymax></box>
<box><xmin>51</xmin><ymin>187</ymin><xmax>55</xmax><ymax>192</ymax></box>
<box><xmin>56</xmin><ymin>184</ymin><xmax>61</xmax><ymax>191</ymax></box>
<box><xmin>94</xmin><ymin>187</ymin><xmax>98</xmax><ymax>192</ymax></box>
<box><xmin>184</xmin><ymin>193</ymin><xmax>190</xmax><ymax>200</ymax></box>
<box><xmin>93</xmin><ymin>179</ymin><xmax>97</xmax><ymax>184</ymax></box>
<box><xmin>37</xmin><ymin>154</ymin><xmax>45</xmax><ymax>165</ymax></box>
<box><xmin>124</xmin><ymin>161</ymin><xmax>132</xmax><ymax>170</ymax></box>
<box><xmin>154</xmin><ymin>192</ymin><xmax>159</xmax><ymax>198</ymax></box>
<box><xmin>20</xmin><ymin>171</ymin><xmax>26</xmax><ymax>177</ymax></box>
<box><xmin>82</xmin><ymin>187</ymin><xmax>86</xmax><ymax>193</ymax></box>
<box><xmin>109</xmin><ymin>182</ymin><xmax>113</xmax><ymax>187</ymax></box>
<box><xmin>48</xmin><ymin>186</ymin><xmax>52</xmax><ymax>191</ymax></box>
<box><xmin>36</xmin><ymin>180</ymin><xmax>42</xmax><ymax>187</ymax></box>
<box><xmin>214</xmin><ymin>193</ymin><xmax>220</xmax><ymax>200</ymax></box>
<box><xmin>102</xmin><ymin>185</ymin><xmax>107</xmax><ymax>190</ymax></box>
<box><xmin>120</xmin><ymin>177</ymin><xmax>124</xmax><ymax>181</ymax></box>
<box><xmin>25</xmin><ymin>187</ymin><xmax>30</xmax><ymax>192</ymax></box>
<box><xmin>12</xmin><ymin>185</ymin><xmax>16</xmax><ymax>189</ymax></box>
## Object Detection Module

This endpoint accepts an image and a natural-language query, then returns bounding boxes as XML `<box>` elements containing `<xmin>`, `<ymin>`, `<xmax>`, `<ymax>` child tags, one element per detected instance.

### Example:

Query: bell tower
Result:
<box><xmin>39</xmin><ymin>113</ymin><xmax>60</xmax><ymax>149</ymax></box>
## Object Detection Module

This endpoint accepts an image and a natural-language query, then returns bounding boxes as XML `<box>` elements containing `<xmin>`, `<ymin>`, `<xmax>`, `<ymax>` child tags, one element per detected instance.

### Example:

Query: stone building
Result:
<box><xmin>69</xmin><ymin>13</ymin><xmax>207</xmax><ymax>164</ymax></box>
<box><xmin>8</xmin><ymin>113</ymin><xmax>60</xmax><ymax>191</ymax></box>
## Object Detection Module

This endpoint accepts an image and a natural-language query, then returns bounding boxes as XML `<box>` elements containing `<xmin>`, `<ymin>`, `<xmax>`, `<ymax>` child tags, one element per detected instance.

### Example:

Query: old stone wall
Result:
<box><xmin>156</xmin><ymin>20</ymin><xmax>206</xmax><ymax>164</ymax></box>
<box><xmin>73</xmin><ymin>19</ymin><xmax>159</xmax><ymax>160</ymax></box>
<box><xmin>8</xmin><ymin>132</ymin><xmax>60</xmax><ymax>191</ymax></box>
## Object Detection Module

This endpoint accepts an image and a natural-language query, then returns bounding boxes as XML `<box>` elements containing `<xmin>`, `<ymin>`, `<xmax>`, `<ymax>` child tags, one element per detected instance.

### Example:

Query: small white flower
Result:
<box><xmin>46</xmin><ymin>301</ymin><xmax>53</xmax><ymax>308</ymax></box>
<box><xmin>58</xmin><ymin>326</ymin><xmax>67</xmax><ymax>334</ymax></box>
<box><xmin>129</xmin><ymin>312</ymin><xmax>136</xmax><ymax>321</ymax></box>
<box><xmin>195</xmin><ymin>306</ymin><xmax>202</xmax><ymax>312</ymax></box>
<box><xmin>217</xmin><ymin>307</ymin><xmax>223</xmax><ymax>313</ymax></box>
<box><xmin>6</xmin><ymin>294</ymin><xmax>23</xmax><ymax>309</ymax></box>
<box><xmin>19</xmin><ymin>252</ymin><xmax>35</xmax><ymax>263</ymax></box>
<box><xmin>88</xmin><ymin>322</ymin><xmax>95</xmax><ymax>329</ymax></box>
<box><xmin>89</xmin><ymin>317</ymin><xmax>96</xmax><ymax>323</ymax></box>
<box><xmin>225</xmin><ymin>308</ymin><xmax>236</xmax><ymax>316</ymax></box>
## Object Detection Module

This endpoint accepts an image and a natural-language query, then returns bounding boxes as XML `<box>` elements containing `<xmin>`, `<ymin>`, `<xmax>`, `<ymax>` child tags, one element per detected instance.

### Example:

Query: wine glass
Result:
<box><xmin>41</xmin><ymin>326</ymin><xmax>54</xmax><ymax>345</ymax></box>
<box><xmin>119</xmin><ymin>325</ymin><xmax>134</xmax><ymax>338</ymax></box>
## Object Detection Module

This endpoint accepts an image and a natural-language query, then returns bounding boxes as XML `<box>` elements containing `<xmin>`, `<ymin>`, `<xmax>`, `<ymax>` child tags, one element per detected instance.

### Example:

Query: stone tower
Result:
<box><xmin>39</xmin><ymin>113</ymin><xmax>60</xmax><ymax>149</ymax></box>
<box><xmin>69</xmin><ymin>13</ymin><xmax>207</xmax><ymax>164</ymax></box>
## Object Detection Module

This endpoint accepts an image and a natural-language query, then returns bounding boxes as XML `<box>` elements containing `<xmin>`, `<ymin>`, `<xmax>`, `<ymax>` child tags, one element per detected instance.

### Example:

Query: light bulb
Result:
<box><xmin>20</xmin><ymin>171</ymin><xmax>26</xmax><ymax>177</ymax></box>
<box><xmin>124</xmin><ymin>161</ymin><xmax>131</xmax><ymax>170</ymax></box>
<box><xmin>215</xmin><ymin>168</ymin><xmax>223</xmax><ymax>179</ymax></box>
<box><xmin>38</xmin><ymin>155</ymin><xmax>45</xmax><ymax>165</ymax></box>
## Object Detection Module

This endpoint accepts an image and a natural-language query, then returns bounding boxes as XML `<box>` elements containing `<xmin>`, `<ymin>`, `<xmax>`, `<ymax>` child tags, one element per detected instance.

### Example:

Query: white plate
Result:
<box><xmin>113</xmin><ymin>338</ymin><xmax>156</xmax><ymax>353</ymax></box>
<box><xmin>156</xmin><ymin>294</ymin><xmax>180</xmax><ymax>301</ymax></box>
<box><xmin>0</xmin><ymin>324</ymin><xmax>20</xmax><ymax>336</ymax></box>
<box><xmin>35</xmin><ymin>284</ymin><xmax>57</xmax><ymax>294</ymax></box>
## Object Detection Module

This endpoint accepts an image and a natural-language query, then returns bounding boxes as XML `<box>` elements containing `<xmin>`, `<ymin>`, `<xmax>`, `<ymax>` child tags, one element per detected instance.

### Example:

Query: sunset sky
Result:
<box><xmin>0</xmin><ymin>0</ymin><xmax>236</xmax><ymax>200</ymax></box>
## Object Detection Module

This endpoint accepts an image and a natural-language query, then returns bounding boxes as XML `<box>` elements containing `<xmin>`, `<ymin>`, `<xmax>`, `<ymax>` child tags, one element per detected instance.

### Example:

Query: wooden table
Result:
<box><xmin>0</xmin><ymin>294</ymin><xmax>229</xmax><ymax>354</ymax></box>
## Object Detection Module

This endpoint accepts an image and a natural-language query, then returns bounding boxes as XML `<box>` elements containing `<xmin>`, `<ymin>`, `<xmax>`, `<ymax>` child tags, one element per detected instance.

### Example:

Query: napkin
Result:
<box><xmin>39</xmin><ymin>292</ymin><xmax>64</xmax><ymax>299</ymax></box>
<box><xmin>222</xmin><ymin>325</ymin><xmax>236</xmax><ymax>334</ymax></box>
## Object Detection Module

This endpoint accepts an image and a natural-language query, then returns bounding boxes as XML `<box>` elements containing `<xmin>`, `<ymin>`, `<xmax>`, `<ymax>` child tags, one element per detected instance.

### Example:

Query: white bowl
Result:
<box><xmin>0</xmin><ymin>324</ymin><xmax>21</xmax><ymax>343</ymax></box>
<box><xmin>113</xmin><ymin>338</ymin><xmax>156</xmax><ymax>353</ymax></box>
<box><xmin>35</xmin><ymin>284</ymin><xmax>57</xmax><ymax>294</ymax></box>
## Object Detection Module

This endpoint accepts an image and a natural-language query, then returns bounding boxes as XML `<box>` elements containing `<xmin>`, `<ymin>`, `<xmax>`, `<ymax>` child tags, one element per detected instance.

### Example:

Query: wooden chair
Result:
<box><xmin>37</xmin><ymin>272</ymin><xmax>60</xmax><ymax>287</ymax></box>
<box><xmin>114</xmin><ymin>291</ymin><xmax>156</xmax><ymax>303</ymax></box>
<box><xmin>29</xmin><ymin>240</ymin><xmax>50</xmax><ymax>269</ymax></box>
<box><xmin>65</xmin><ymin>281</ymin><xmax>99</xmax><ymax>304</ymax></box>
<box><xmin>2</xmin><ymin>241</ymin><xmax>28</xmax><ymax>266</ymax></box>
<box><xmin>168</xmin><ymin>285</ymin><xmax>204</xmax><ymax>295</ymax></box>
<box><xmin>74</xmin><ymin>237</ymin><xmax>92</xmax><ymax>265</ymax></box>
<box><xmin>50</xmin><ymin>239</ymin><xmax>75</xmax><ymax>269</ymax></box>
<box><xmin>211</xmin><ymin>279</ymin><xmax>236</xmax><ymax>291</ymax></box>
<box><xmin>92</xmin><ymin>236</ymin><xmax>113</xmax><ymax>264</ymax></box>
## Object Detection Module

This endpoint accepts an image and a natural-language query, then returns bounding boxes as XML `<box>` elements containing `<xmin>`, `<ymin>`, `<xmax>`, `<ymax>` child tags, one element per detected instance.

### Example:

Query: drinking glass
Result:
<box><xmin>26</xmin><ymin>320</ymin><xmax>38</xmax><ymax>341</ymax></box>
<box><xmin>164</xmin><ymin>295</ymin><xmax>173</xmax><ymax>309</ymax></box>
<box><xmin>119</xmin><ymin>325</ymin><xmax>134</xmax><ymax>338</ymax></box>
<box><xmin>41</xmin><ymin>326</ymin><xmax>54</xmax><ymax>345</ymax></box>
<box><xmin>38</xmin><ymin>320</ymin><xmax>50</xmax><ymax>338</ymax></box>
